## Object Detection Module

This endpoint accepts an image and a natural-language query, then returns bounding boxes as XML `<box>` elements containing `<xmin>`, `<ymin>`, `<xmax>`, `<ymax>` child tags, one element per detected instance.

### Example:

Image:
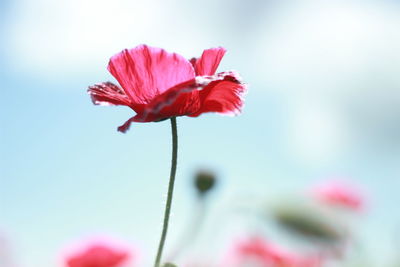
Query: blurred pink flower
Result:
<box><xmin>231</xmin><ymin>237</ymin><xmax>322</xmax><ymax>267</ymax></box>
<box><xmin>64</xmin><ymin>239</ymin><xmax>132</xmax><ymax>267</ymax></box>
<box><xmin>312</xmin><ymin>180</ymin><xmax>365</xmax><ymax>211</ymax></box>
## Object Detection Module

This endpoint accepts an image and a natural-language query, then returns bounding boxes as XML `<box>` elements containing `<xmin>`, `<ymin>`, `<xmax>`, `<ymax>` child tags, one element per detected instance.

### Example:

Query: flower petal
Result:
<box><xmin>189</xmin><ymin>72</ymin><xmax>247</xmax><ymax>117</ymax></box>
<box><xmin>117</xmin><ymin>117</ymin><xmax>139</xmax><ymax>133</ymax></box>
<box><xmin>65</xmin><ymin>240</ymin><xmax>131</xmax><ymax>267</ymax></box>
<box><xmin>192</xmin><ymin>47</ymin><xmax>226</xmax><ymax>76</ymax></box>
<box><xmin>128</xmin><ymin>79</ymin><xmax>201</xmax><ymax>123</ymax></box>
<box><xmin>234</xmin><ymin>238</ymin><xmax>322</xmax><ymax>267</ymax></box>
<box><xmin>312</xmin><ymin>181</ymin><xmax>365</xmax><ymax>211</ymax></box>
<box><xmin>107</xmin><ymin>45</ymin><xmax>195</xmax><ymax>105</ymax></box>
<box><xmin>88</xmin><ymin>82</ymin><xmax>132</xmax><ymax>107</ymax></box>
<box><xmin>133</xmin><ymin>71</ymin><xmax>246</xmax><ymax>123</ymax></box>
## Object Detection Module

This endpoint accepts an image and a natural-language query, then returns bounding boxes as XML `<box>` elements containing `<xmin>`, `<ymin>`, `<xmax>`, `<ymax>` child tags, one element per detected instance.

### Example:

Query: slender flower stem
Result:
<box><xmin>154</xmin><ymin>117</ymin><xmax>178</xmax><ymax>267</ymax></box>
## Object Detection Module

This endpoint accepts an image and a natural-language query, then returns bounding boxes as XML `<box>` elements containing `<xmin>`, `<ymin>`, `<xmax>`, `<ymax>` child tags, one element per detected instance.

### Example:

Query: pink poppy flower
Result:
<box><xmin>88</xmin><ymin>45</ymin><xmax>246</xmax><ymax>132</ymax></box>
<box><xmin>231</xmin><ymin>237</ymin><xmax>322</xmax><ymax>267</ymax></box>
<box><xmin>64</xmin><ymin>240</ymin><xmax>131</xmax><ymax>267</ymax></box>
<box><xmin>311</xmin><ymin>180</ymin><xmax>365</xmax><ymax>211</ymax></box>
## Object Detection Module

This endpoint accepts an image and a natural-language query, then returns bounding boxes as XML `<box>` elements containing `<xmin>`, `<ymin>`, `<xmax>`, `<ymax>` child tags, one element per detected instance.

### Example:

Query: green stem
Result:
<box><xmin>154</xmin><ymin>117</ymin><xmax>178</xmax><ymax>267</ymax></box>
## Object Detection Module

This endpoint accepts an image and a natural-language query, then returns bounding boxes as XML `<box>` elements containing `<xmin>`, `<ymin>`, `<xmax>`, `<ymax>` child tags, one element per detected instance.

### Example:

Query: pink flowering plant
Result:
<box><xmin>2</xmin><ymin>44</ymin><xmax>383</xmax><ymax>267</ymax></box>
<box><xmin>88</xmin><ymin>44</ymin><xmax>246</xmax><ymax>267</ymax></box>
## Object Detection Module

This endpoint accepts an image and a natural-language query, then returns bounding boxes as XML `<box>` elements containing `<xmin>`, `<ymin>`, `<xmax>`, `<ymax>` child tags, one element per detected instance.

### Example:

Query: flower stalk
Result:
<box><xmin>154</xmin><ymin>117</ymin><xmax>178</xmax><ymax>267</ymax></box>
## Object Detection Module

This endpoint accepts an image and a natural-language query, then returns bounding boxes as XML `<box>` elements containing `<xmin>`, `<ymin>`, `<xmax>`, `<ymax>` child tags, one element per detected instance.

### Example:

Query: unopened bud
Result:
<box><xmin>194</xmin><ymin>170</ymin><xmax>216</xmax><ymax>195</ymax></box>
<box><xmin>274</xmin><ymin>203</ymin><xmax>344</xmax><ymax>243</ymax></box>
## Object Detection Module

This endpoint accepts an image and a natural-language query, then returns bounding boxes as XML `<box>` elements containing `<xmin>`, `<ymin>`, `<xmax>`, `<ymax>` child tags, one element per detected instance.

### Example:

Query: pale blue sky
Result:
<box><xmin>1</xmin><ymin>1</ymin><xmax>400</xmax><ymax>266</ymax></box>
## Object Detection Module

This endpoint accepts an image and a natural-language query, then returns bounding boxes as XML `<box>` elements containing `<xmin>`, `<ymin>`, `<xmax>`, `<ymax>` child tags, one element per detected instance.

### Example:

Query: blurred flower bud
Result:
<box><xmin>194</xmin><ymin>170</ymin><xmax>216</xmax><ymax>195</ymax></box>
<box><xmin>273</xmin><ymin>202</ymin><xmax>345</xmax><ymax>244</ymax></box>
<box><xmin>162</xmin><ymin>263</ymin><xmax>177</xmax><ymax>267</ymax></box>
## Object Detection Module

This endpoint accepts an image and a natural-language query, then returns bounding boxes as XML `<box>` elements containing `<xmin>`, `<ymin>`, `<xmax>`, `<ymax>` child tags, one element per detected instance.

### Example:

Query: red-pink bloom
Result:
<box><xmin>64</xmin><ymin>240</ymin><xmax>131</xmax><ymax>267</ymax></box>
<box><xmin>231</xmin><ymin>237</ymin><xmax>322</xmax><ymax>267</ymax></box>
<box><xmin>311</xmin><ymin>181</ymin><xmax>365</xmax><ymax>211</ymax></box>
<box><xmin>88</xmin><ymin>45</ymin><xmax>246</xmax><ymax>132</ymax></box>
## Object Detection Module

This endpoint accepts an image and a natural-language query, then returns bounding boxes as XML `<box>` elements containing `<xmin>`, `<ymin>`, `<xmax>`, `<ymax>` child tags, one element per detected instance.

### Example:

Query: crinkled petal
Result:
<box><xmin>189</xmin><ymin>71</ymin><xmax>247</xmax><ymax>117</ymax></box>
<box><xmin>88</xmin><ymin>82</ymin><xmax>145</xmax><ymax>117</ymax></box>
<box><xmin>130</xmin><ymin>79</ymin><xmax>200</xmax><ymax>123</ymax></box>
<box><xmin>107</xmin><ymin>44</ymin><xmax>195</xmax><ymax>105</ymax></box>
<box><xmin>133</xmin><ymin>71</ymin><xmax>246</xmax><ymax>123</ymax></box>
<box><xmin>192</xmin><ymin>47</ymin><xmax>226</xmax><ymax>76</ymax></box>
<box><xmin>88</xmin><ymin>82</ymin><xmax>132</xmax><ymax>107</ymax></box>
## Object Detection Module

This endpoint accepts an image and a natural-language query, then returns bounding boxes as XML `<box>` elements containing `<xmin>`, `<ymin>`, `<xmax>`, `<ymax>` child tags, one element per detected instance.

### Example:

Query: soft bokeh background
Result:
<box><xmin>1</xmin><ymin>0</ymin><xmax>400</xmax><ymax>266</ymax></box>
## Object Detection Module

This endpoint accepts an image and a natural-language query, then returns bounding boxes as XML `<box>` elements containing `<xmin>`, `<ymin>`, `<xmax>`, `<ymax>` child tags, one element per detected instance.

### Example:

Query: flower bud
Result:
<box><xmin>194</xmin><ymin>170</ymin><xmax>216</xmax><ymax>195</ymax></box>
<box><xmin>163</xmin><ymin>263</ymin><xmax>177</xmax><ymax>267</ymax></box>
<box><xmin>273</xmin><ymin>202</ymin><xmax>344</xmax><ymax>243</ymax></box>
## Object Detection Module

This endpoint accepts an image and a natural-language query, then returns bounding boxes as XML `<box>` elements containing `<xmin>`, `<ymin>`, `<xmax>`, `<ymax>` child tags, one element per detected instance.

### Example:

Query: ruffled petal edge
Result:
<box><xmin>88</xmin><ymin>82</ymin><xmax>132</xmax><ymax>107</ymax></box>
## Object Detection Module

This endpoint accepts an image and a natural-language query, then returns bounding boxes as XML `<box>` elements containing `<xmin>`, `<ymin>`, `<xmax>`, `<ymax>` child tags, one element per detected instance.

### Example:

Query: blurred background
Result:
<box><xmin>1</xmin><ymin>0</ymin><xmax>400</xmax><ymax>266</ymax></box>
